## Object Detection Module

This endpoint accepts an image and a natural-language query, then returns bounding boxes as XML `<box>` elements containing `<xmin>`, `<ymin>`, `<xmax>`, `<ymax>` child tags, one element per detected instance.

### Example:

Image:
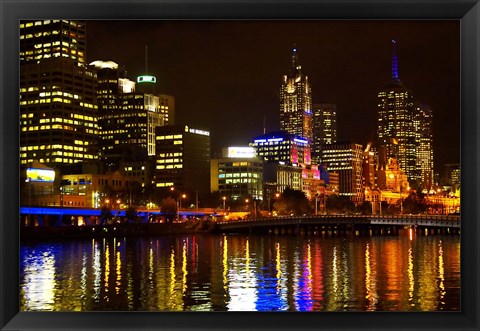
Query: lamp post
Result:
<box><xmin>268</xmin><ymin>192</ymin><xmax>280</xmax><ymax>214</ymax></box>
<box><xmin>222</xmin><ymin>196</ymin><xmax>226</xmax><ymax>214</ymax></box>
<box><xmin>180</xmin><ymin>194</ymin><xmax>186</xmax><ymax>210</ymax></box>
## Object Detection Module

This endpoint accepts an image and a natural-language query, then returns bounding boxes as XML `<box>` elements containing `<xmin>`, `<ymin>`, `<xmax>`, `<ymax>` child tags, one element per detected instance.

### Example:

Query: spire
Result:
<box><xmin>291</xmin><ymin>43</ymin><xmax>298</xmax><ymax>69</ymax></box>
<box><xmin>391</xmin><ymin>39</ymin><xmax>399</xmax><ymax>81</ymax></box>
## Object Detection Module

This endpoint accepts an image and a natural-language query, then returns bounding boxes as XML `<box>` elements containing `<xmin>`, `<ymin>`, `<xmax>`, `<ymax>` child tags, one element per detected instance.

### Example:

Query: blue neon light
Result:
<box><xmin>392</xmin><ymin>39</ymin><xmax>399</xmax><ymax>80</ymax></box>
<box><xmin>19</xmin><ymin>207</ymin><xmax>209</xmax><ymax>217</ymax></box>
<box><xmin>294</xmin><ymin>138</ymin><xmax>308</xmax><ymax>144</ymax></box>
<box><xmin>267</xmin><ymin>138</ymin><xmax>284</xmax><ymax>142</ymax></box>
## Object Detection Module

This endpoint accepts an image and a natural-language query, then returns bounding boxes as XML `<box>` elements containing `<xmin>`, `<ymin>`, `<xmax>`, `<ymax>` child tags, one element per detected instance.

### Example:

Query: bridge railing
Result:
<box><xmin>216</xmin><ymin>213</ymin><xmax>460</xmax><ymax>225</ymax></box>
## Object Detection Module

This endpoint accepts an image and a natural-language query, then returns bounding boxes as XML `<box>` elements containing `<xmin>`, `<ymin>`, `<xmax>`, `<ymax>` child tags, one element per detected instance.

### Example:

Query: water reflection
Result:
<box><xmin>20</xmin><ymin>234</ymin><xmax>460</xmax><ymax>312</ymax></box>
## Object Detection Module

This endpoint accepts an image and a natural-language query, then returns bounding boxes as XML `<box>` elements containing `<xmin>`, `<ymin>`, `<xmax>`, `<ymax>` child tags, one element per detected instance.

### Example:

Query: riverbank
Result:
<box><xmin>20</xmin><ymin>220</ymin><xmax>215</xmax><ymax>240</ymax></box>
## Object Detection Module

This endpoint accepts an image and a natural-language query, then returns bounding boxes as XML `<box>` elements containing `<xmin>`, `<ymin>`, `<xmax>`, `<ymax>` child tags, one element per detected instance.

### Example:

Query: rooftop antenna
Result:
<box><xmin>292</xmin><ymin>43</ymin><xmax>298</xmax><ymax>69</ymax></box>
<box><xmin>391</xmin><ymin>39</ymin><xmax>399</xmax><ymax>81</ymax></box>
<box><xmin>145</xmin><ymin>45</ymin><xmax>148</xmax><ymax>74</ymax></box>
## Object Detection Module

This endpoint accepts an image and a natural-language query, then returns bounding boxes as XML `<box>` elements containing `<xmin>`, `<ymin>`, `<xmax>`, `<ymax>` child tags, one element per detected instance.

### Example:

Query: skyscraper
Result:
<box><xmin>377</xmin><ymin>40</ymin><xmax>417</xmax><ymax>185</ymax></box>
<box><xmin>414</xmin><ymin>103</ymin><xmax>434</xmax><ymax>191</ymax></box>
<box><xmin>321</xmin><ymin>142</ymin><xmax>364</xmax><ymax>204</ymax></box>
<box><xmin>20</xmin><ymin>20</ymin><xmax>98</xmax><ymax>169</ymax></box>
<box><xmin>20</xmin><ymin>20</ymin><xmax>86</xmax><ymax>66</ymax></box>
<box><xmin>280</xmin><ymin>46</ymin><xmax>313</xmax><ymax>142</ymax></box>
<box><xmin>312</xmin><ymin>103</ymin><xmax>337</xmax><ymax>164</ymax></box>
<box><xmin>90</xmin><ymin>60</ymin><xmax>172</xmax><ymax>170</ymax></box>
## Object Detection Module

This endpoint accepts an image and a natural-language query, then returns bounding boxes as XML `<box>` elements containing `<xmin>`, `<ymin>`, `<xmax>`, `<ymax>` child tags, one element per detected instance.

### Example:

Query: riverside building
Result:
<box><xmin>20</xmin><ymin>20</ymin><xmax>98</xmax><ymax>170</ymax></box>
<box><xmin>321</xmin><ymin>142</ymin><xmax>364</xmax><ymax>204</ymax></box>
<box><xmin>210</xmin><ymin>147</ymin><xmax>264</xmax><ymax>201</ymax></box>
<box><xmin>154</xmin><ymin>125</ymin><xmax>211</xmax><ymax>193</ymax></box>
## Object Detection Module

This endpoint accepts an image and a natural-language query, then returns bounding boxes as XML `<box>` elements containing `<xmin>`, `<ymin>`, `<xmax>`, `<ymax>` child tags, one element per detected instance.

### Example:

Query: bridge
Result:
<box><xmin>215</xmin><ymin>214</ymin><xmax>461</xmax><ymax>235</ymax></box>
<box><xmin>19</xmin><ymin>206</ymin><xmax>213</xmax><ymax>227</ymax></box>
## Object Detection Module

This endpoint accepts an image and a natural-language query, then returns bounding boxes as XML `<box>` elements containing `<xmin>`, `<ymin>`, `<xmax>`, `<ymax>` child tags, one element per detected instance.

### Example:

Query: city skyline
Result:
<box><xmin>86</xmin><ymin>20</ymin><xmax>460</xmax><ymax>173</ymax></box>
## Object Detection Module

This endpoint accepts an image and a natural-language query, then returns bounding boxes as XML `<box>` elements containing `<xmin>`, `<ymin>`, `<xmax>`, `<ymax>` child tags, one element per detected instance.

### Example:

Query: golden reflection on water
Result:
<box><xmin>222</xmin><ymin>235</ymin><xmax>228</xmax><ymax>293</ymax></box>
<box><xmin>438</xmin><ymin>240</ymin><xmax>446</xmax><ymax>306</ymax></box>
<box><xmin>104</xmin><ymin>241</ymin><xmax>109</xmax><ymax>298</ymax></box>
<box><xmin>407</xmin><ymin>243</ymin><xmax>415</xmax><ymax>307</ymax></box>
<box><xmin>20</xmin><ymin>235</ymin><xmax>461</xmax><ymax>312</ymax></box>
<box><xmin>365</xmin><ymin>243</ymin><xmax>378</xmax><ymax>311</ymax></box>
<box><xmin>182</xmin><ymin>242</ymin><xmax>188</xmax><ymax>295</ymax></box>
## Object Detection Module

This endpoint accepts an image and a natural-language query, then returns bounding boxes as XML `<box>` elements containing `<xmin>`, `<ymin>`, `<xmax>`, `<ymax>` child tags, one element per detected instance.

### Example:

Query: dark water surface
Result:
<box><xmin>20</xmin><ymin>233</ymin><xmax>460</xmax><ymax>311</ymax></box>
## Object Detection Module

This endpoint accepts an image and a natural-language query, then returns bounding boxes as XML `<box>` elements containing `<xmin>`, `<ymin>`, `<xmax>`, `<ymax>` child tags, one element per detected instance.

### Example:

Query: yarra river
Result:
<box><xmin>20</xmin><ymin>233</ymin><xmax>460</xmax><ymax>312</ymax></box>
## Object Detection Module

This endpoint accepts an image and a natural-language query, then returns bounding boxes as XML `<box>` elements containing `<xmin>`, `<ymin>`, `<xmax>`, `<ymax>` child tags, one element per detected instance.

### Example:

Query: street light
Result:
<box><xmin>222</xmin><ymin>196</ymin><xmax>226</xmax><ymax>214</ymax></box>
<box><xmin>268</xmin><ymin>192</ymin><xmax>280</xmax><ymax>214</ymax></box>
<box><xmin>180</xmin><ymin>194</ymin><xmax>186</xmax><ymax>210</ymax></box>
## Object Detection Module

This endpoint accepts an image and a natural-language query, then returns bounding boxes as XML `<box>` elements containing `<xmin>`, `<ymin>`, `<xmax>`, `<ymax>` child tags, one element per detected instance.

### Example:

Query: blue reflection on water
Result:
<box><xmin>255</xmin><ymin>265</ymin><xmax>288</xmax><ymax>311</ymax></box>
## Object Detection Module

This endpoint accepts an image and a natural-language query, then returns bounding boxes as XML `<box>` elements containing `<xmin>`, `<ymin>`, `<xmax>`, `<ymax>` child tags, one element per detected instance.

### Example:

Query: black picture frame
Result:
<box><xmin>1</xmin><ymin>0</ymin><xmax>478</xmax><ymax>330</ymax></box>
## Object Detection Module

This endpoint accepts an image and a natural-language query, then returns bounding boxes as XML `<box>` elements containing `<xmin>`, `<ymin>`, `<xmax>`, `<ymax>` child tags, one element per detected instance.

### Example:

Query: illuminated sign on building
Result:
<box><xmin>26</xmin><ymin>168</ymin><xmax>55</xmax><ymax>182</ymax></box>
<box><xmin>254</xmin><ymin>138</ymin><xmax>284</xmax><ymax>144</ymax></box>
<box><xmin>294</xmin><ymin>138</ymin><xmax>309</xmax><ymax>145</ymax></box>
<box><xmin>184</xmin><ymin>126</ymin><xmax>210</xmax><ymax>136</ymax></box>
<box><xmin>227</xmin><ymin>147</ymin><xmax>256</xmax><ymax>158</ymax></box>
<box><xmin>137</xmin><ymin>75</ymin><xmax>157</xmax><ymax>83</ymax></box>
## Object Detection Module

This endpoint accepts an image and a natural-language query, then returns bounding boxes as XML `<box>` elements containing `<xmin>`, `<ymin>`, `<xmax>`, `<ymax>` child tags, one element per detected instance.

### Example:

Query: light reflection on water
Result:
<box><xmin>20</xmin><ymin>234</ymin><xmax>460</xmax><ymax>312</ymax></box>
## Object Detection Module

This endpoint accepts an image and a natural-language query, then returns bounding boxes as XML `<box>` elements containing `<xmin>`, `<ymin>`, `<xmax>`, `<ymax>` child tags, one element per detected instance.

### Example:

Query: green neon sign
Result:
<box><xmin>137</xmin><ymin>75</ymin><xmax>157</xmax><ymax>83</ymax></box>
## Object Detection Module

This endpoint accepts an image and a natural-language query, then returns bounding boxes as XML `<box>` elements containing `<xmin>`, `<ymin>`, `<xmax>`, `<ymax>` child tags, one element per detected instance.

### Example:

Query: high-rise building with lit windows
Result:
<box><xmin>20</xmin><ymin>20</ymin><xmax>86</xmax><ymax>66</ymax></box>
<box><xmin>280</xmin><ymin>46</ymin><xmax>313</xmax><ymax>142</ymax></box>
<box><xmin>210</xmin><ymin>148</ymin><xmax>264</xmax><ymax>201</ymax></box>
<box><xmin>250</xmin><ymin>131</ymin><xmax>311</xmax><ymax>166</ymax></box>
<box><xmin>20</xmin><ymin>20</ymin><xmax>98</xmax><ymax>169</ymax></box>
<box><xmin>414</xmin><ymin>103</ymin><xmax>434</xmax><ymax>191</ymax></box>
<box><xmin>154</xmin><ymin>125</ymin><xmax>211</xmax><ymax>193</ymax></box>
<box><xmin>377</xmin><ymin>40</ymin><xmax>417</xmax><ymax>185</ymax></box>
<box><xmin>321</xmin><ymin>142</ymin><xmax>364</xmax><ymax>204</ymax></box>
<box><xmin>90</xmin><ymin>60</ymin><xmax>173</xmax><ymax>170</ymax></box>
<box><xmin>312</xmin><ymin>103</ymin><xmax>337</xmax><ymax>164</ymax></box>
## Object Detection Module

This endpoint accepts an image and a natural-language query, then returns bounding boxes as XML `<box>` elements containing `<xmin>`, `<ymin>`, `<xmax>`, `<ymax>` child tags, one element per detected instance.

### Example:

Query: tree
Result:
<box><xmin>100</xmin><ymin>206</ymin><xmax>113</xmax><ymax>224</ymax></box>
<box><xmin>273</xmin><ymin>187</ymin><xmax>311</xmax><ymax>216</ymax></box>
<box><xmin>125</xmin><ymin>206</ymin><xmax>138</xmax><ymax>223</ymax></box>
<box><xmin>325</xmin><ymin>194</ymin><xmax>355</xmax><ymax>214</ymax></box>
<box><xmin>402</xmin><ymin>192</ymin><xmax>428</xmax><ymax>214</ymax></box>
<box><xmin>355</xmin><ymin>201</ymin><xmax>372</xmax><ymax>215</ymax></box>
<box><xmin>160</xmin><ymin>197</ymin><xmax>177</xmax><ymax>222</ymax></box>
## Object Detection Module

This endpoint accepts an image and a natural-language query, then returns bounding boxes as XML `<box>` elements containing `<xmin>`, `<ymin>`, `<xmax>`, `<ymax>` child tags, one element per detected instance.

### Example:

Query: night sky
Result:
<box><xmin>86</xmin><ymin>20</ymin><xmax>460</xmax><ymax>173</ymax></box>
